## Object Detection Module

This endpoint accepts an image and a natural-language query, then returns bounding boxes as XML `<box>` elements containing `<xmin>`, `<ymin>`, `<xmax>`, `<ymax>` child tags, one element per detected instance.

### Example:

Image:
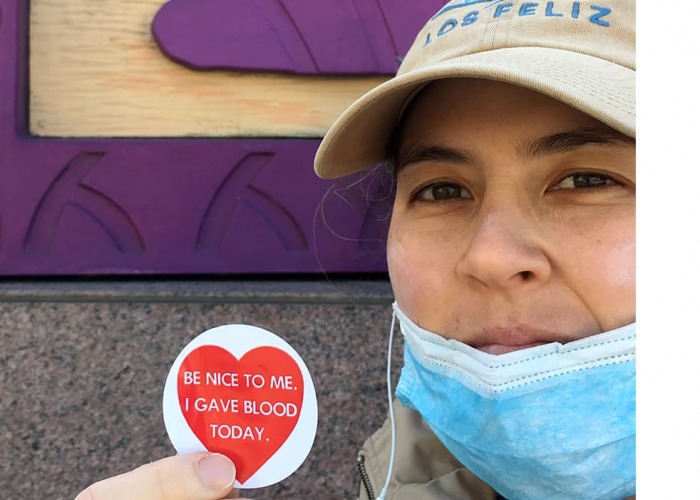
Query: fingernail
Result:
<box><xmin>197</xmin><ymin>453</ymin><xmax>235</xmax><ymax>490</ymax></box>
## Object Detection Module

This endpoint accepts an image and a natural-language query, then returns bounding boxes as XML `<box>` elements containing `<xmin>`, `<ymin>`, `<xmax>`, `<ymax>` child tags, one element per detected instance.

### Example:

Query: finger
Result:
<box><xmin>75</xmin><ymin>452</ymin><xmax>236</xmax><ymax>500</ymax></box>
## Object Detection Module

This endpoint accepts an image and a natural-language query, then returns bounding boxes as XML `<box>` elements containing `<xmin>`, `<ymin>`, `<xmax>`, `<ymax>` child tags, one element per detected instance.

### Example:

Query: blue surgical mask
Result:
<box><xmin>393</xmin><ymin>303</ymin><xmax>636</xmax><ymax>500</ymax></box>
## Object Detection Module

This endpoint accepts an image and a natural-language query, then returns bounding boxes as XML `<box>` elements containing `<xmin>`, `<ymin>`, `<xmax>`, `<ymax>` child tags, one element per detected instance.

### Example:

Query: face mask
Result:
<box><xmin>393</xmin><ymin>303</ymin><xmax>636</xmax><ymax>500</ymax></box>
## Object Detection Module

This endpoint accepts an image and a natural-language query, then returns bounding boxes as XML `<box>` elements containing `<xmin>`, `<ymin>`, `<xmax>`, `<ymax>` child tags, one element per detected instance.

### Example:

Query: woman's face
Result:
<box><xmin>388</xmin><ymin>79</ymin><xmax>635</xmax><ymax>354</ymax></box>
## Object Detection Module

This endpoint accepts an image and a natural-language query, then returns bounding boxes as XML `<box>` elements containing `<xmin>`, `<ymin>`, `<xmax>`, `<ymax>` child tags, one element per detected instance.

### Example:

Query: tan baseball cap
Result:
<box><xmin>314</xmin><ymin>0</ymin><xmax>635</xmax><ymax>179</ymax></box>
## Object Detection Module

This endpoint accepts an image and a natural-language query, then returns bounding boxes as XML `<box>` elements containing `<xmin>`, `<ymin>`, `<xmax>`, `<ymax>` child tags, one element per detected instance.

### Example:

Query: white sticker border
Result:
<box><xmin>163</xmin><ymin>324</ymin><xmax>318</xmax><ymax>489</ymax></box>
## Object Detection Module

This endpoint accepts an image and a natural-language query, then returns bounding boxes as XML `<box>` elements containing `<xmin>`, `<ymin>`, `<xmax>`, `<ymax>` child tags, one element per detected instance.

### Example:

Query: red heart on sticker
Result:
<box><xmin>177</xmin><ymin>345</ymin><xmax>304</xmax><ymax>484</ymax></box>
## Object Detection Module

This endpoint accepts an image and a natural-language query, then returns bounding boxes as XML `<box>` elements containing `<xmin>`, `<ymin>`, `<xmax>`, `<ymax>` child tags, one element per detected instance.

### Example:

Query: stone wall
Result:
<box><xmin>0</xmin><ymin>279</ymin><xmax>398</xmax><ymax>499</ymax></box>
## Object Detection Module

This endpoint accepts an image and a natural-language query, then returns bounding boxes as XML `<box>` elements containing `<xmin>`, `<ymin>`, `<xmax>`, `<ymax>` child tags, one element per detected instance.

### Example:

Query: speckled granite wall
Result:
<box><xmin>0</xmin><ymin>280</ymin><xmax>397</xmax><ymax>499</ymax></box>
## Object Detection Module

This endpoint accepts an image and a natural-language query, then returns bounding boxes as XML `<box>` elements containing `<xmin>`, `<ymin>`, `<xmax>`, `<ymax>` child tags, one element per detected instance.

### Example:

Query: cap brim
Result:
<box><xmin>314</xmin><ymin>46</ymin><xmax>635</xmax><ymax>179</ymax></box>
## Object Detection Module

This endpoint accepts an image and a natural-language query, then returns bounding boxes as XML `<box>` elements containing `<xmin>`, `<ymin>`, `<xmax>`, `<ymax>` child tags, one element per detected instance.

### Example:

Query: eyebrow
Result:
<box><xmin>396</xmin><ymin>146</ymin><xmax>478</xmax><ymax>172</ymax></box>
<box><xmin>521</xmin><ymin>126</ymin><xmax>636</xmax><ymax>159</ymax></box>
<box><xmin>396</xmin><ymin>126</ymin><xmax>635</xmax><ymax>173</ymax></box>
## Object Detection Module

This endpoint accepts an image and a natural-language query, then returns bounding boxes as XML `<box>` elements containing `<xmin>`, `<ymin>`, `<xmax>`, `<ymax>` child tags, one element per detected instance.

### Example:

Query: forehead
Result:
<box><xmin>399</xmin><ymin>78</ymin><xmax>606</xmax><ymax>141</ymax></box>
<box><xmin>390</xmin><ymin>78</ymin><xmax>635</xmax><ymax>176</ymax></box>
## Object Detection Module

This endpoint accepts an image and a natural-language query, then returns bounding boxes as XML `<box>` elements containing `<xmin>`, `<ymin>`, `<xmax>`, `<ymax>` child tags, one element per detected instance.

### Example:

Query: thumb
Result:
<box><xmin>75</xmin><ymin>452</ymin><xmax>238</xmax><ymax>500</ymax></box>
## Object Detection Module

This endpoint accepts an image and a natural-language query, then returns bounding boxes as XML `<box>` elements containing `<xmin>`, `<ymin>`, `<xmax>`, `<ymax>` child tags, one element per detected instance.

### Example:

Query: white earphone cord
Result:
<box><xmin>377</xmin><ymin>311</ymin><xmax>398</xmax><ymax>500</ymax></box>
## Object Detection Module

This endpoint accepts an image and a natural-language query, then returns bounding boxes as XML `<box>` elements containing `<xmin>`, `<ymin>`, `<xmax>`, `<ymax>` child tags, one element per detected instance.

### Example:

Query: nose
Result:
<box><xmin>456</xmin><ymin>195</ymin><xmax>551</xmax><ymax>288</ymax></box>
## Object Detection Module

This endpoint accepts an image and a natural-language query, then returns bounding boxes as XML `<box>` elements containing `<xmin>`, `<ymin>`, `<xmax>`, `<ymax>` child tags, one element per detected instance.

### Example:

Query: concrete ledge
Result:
<box><xmin>0</xmin><ymin>278</ymin><xmax>394</xmax><ymax>303</ymax></box>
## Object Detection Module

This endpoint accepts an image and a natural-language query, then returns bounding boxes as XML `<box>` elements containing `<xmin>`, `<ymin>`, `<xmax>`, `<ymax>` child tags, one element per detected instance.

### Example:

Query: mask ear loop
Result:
<box><xmin>377</xmin><ymin>307</ymin><xmax>398</xmax><ymax>500</ymax></box>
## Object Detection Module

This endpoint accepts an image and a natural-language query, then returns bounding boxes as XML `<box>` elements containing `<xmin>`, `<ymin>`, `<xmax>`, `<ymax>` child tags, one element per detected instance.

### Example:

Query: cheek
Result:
<box><xmin>387</xmin><ymin>224</ymin><xmax>452</xmax><ymax>320</ymax></box>
<box><xmin>566</xmin><ymin>227</ymin><xmax>636</xmax><ymax>328</ymax></box>
<box><xmin>601</xmin><ymin>239</ymin><xmax>636</xmax><ymax>289</ymax></box>
<box><xmin>599</xmin><ymin>237</ymin><xmax>636</xmax><ymax>325</ymax></box>
<box><xmin>387</xmin><ymin>232</ymin><xmax>421</xmax><ymax>309</ymax></box>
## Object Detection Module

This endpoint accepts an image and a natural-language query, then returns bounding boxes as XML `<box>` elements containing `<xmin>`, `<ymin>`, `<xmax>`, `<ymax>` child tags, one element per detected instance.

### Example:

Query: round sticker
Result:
<box><xmin>163</xmin><ymin>324</ymin><xmax>318</xmax><ymax>488</ymax></box>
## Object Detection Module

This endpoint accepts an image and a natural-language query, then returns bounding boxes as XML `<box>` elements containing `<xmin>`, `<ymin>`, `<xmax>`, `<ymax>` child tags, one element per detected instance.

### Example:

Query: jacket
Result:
<box><xmin>356</xmin><ymin>399</ymin><xmax>498</xmax><ymax>500</ymax></box>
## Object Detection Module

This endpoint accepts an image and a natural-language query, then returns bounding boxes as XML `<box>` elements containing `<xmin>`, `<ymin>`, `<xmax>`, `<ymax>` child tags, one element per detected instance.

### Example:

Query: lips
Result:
<box><xmin>475</xmin><ymin>341</ymin><xmax>550</xmax><ymax>355</ymax></box>
<box><xmin>469</xmin><ymin>325</ymin><xmax>569</xmax><ymax>355</ymax></box>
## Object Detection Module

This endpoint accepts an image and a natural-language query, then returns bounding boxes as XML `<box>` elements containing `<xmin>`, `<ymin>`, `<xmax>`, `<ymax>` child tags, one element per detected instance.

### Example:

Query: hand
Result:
<box><xmin>75</xmin><ymin>452</ymin><xmax>243</xmax><ymax>500</ymax></box>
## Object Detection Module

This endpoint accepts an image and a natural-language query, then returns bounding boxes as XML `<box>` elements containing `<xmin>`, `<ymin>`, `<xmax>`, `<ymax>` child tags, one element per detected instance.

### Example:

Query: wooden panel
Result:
<box><xmin>29</xmin><ymin>0</ymin><xmax>388</xmax><ymax>138</ymax></box>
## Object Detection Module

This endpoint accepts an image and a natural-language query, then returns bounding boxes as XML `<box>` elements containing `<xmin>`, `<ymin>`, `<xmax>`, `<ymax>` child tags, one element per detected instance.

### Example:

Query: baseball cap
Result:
<box><xmin>314</xmin><ymin>0</ymin><xmax>635</xmax><ymax>179</ymax></box>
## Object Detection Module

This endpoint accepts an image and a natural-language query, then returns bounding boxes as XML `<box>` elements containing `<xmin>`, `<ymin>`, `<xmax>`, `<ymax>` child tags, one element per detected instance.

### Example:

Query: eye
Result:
<box><xmin>549</xmin><ymin>172</ymin><xmax>618</xmax><ymax>191</ymax></box>
<box><xmin>413</xmin><ymin>182</ymin><xmax>471</xmax><ymax>201</ymax></box>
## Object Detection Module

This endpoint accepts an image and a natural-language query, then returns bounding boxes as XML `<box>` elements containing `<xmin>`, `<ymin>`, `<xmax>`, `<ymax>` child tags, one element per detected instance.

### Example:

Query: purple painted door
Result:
<box><xmin>0</xmin><ymin>0</ymin><xmax>442</xmax><ymax>275</ymax></box>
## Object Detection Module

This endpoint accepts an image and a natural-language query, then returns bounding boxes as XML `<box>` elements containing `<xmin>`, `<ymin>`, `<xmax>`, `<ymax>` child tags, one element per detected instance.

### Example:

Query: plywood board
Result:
<box><xmin>29</xmin><ymin>0</ymin><xmax>388</xmax><ymax>137</ymax></box>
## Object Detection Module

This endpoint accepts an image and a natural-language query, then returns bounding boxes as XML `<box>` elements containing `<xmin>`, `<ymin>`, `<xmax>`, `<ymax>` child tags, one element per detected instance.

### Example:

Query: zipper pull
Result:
<box><xmin>357</xmin><ymin>453</ymin><xmax>376</xmax><ymax>500</ymax></box>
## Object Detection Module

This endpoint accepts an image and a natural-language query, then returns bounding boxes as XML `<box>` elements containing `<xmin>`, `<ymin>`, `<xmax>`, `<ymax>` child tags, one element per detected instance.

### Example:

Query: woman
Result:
<box><xmin>77</xmin><ymin>0</ymin><xmax>635</xmax><ymax>498</ymax></box>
